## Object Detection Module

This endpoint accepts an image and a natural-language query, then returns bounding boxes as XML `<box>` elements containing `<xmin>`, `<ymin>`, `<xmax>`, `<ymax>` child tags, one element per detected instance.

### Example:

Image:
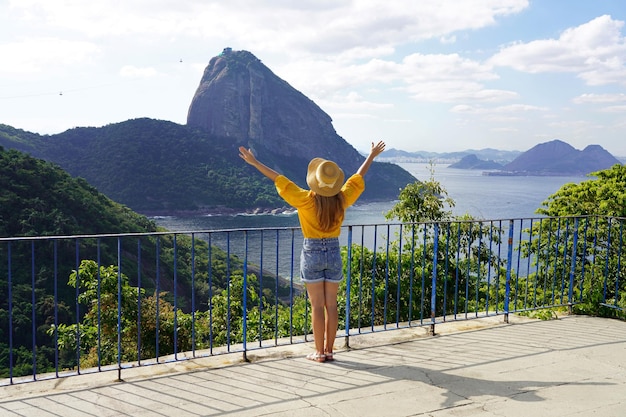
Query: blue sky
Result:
<box><xmin>1</xmin><ymin>0</ymin><xmax>625</xmax><ymax>156</ymax></box>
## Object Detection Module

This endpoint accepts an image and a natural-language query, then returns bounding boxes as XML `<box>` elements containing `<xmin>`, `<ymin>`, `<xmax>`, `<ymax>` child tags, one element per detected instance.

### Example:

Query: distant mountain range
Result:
<box><xmin>380</xmin><ymin>140</ymin><xmax>623</xmax><ymax>176</ymax></box>
<box><xmin>378</xmin><ymin>148</ymin><xmax>521</xmax><ymax>164</ymax></box>
<box><xmin>491</xmin><ymin>140</ymin><xmax>622</xmax><ymax>176</ymax></box>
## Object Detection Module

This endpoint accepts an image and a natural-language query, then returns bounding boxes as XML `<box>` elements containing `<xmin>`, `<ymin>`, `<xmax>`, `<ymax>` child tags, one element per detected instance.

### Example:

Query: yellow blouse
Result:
<box><xmin>274</xmin><ymin>174</ymin><xmax>365</xmax><ymax>238</ymax></box>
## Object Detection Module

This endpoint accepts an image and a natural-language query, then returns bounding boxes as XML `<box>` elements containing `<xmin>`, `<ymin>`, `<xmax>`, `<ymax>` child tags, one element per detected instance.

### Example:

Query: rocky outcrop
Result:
<box><xmin>499</xmin><ymin>140</ymin><xmax>621</xmax><ymax>175</ymax></box>
<box><xmin>187</xmin><ymin>48</ymin><xmax>415</xmax><ymax>197</ymax></box>
<box><xmin>448</xmin><ymin>154</ymin><xmax>503</xmax><ymax>170</ymax></box>
<box><xmin>188</xmin><ymin>49</ymin><xmax>346</xmax><ymax>161</ymax></box>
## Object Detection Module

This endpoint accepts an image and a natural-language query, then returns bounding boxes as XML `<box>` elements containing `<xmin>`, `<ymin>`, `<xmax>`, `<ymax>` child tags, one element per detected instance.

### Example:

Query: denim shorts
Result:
<box><xmin>300</xmin><ymin>238</ymin><xmax>343</xmax><ymax>284</ymax></box>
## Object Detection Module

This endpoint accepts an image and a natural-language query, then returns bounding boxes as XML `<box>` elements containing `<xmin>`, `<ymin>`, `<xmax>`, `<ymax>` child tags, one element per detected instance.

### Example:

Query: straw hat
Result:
<box><xmin>306</xmin><ymin>158</ymin><xmax>345</xmax><ymax>197</ymax></box>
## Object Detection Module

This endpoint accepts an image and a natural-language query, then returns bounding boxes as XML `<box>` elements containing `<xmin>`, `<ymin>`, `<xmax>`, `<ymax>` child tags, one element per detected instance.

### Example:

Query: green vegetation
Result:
<box><xmin>536</xmin><ymin>163</ymin><xmax>626</xmax><ymax>218</ymax></box>
<box><xmin>2</xmin><ymin>149</ymin><xmax>624</xmax><ymax>379</ymax></box>
<box><xmin>0</xmin><ymin>119</ymin><xmax>413</xmax><ymax>214</ymax></box>
<box><xmin>384</xmin><ymin>162</ymin><xmax>455</xmax><ymax>223</ymax></box>
<box><xmin>350</xmin><ymin>164</ymin><xmax>506</xmax><ymax>324</ymax></box>
<box><xmin>0</xmin><ymin>147</ymin><xmax>156</xmax><ymax>237</ymax></box>
<box><xmin>0</xmin><ymin>147</ymin><xmax>295</xmax><ymax>377</ymax></box>
<box><xmin>0</xmin><ymin>120</ymin><xmax>287</xmax><ymax>213</ymax></box>
<box><xmin>523</xmin><ymin>163</ymin><xmax>626</xmax><ymax>318</ymax></box>
<box><xmin>340</xmin><ymin>162</ymin><xmax>626</xmax><ymax>329</ymax></box>
<box><xmin>49</xmin><ymin>260</ymin><xmax>307</xmax><ymax>368</ymax></box>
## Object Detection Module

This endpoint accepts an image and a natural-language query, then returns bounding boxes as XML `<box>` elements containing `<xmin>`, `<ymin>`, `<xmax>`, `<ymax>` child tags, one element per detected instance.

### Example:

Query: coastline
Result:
<box><xmin>139</xmin><ymin>198</ymin><xmax>395</xmax><ymax>218</ymax></box>
<box><xmin>140</xmin><ymin>206</ymin><xmax>296</xmax><ymax>218</ymax></box>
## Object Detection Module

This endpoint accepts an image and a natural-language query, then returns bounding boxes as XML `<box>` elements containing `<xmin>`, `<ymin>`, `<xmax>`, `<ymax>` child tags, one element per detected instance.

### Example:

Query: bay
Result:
<box><xmin>154</xmin><ymin>162</ymin><xmax>588</xmax><ymax>232</ymax></box>
<box><xmin>397</xmin><ymin>162</ymin><xmax>587</xmax><ymax>220</ymax></box>
<box><xmin>153</xmin><ymin>163</ymin><xmax>587</xmax><ymax>279</ymax></box>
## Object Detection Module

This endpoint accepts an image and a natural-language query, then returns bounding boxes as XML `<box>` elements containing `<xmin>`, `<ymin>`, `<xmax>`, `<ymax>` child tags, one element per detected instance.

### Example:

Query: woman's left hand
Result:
<box><xmin>370</xmin><ymin>140</ymin><xmax>386</xmax><ymax>158</ymax></box>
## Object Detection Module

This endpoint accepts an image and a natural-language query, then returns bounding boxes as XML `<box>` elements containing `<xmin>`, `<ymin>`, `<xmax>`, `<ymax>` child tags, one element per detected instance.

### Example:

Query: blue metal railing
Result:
<box><xmin>0</xmin><ymin>215</ymin><xmax>624</xmax><ymax>385</ymax></box>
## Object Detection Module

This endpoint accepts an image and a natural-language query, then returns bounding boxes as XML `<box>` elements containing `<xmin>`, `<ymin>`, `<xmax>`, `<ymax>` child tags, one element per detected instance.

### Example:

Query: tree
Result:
<box><xmin>536</xmin><ymin>163</ymin><xmax>626</xmax><ymax>218</ymax></box>
<box><xmin>343</xmin><ymin>165</ymin><xmax>507</xmax><ymax>327</ymax></box>
<box><xmin>385</xmin><ymin>162</ymin><xmax>455</xmax><ymax>223</ymax></box>
<box><xmin>49</xmin><ymin>259</ymin><xmax>310</xmax><ymax>370</ymax></box>
<box><xmin>523</xmin><ymin>163</ymin><xmax>626</xmax><ymax>317</ymax></box>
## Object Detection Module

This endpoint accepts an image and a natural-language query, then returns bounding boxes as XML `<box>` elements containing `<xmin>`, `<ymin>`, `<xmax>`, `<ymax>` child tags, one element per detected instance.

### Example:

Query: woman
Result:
<box><xmin>238</xmin><ymin>141</ymin><xmax>386</xmax><ymax>362</ymax></box>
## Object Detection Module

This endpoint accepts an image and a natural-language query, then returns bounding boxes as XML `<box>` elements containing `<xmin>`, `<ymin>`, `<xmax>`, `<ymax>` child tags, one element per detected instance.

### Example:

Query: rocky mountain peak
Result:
<box><xmin>503</xmin><ymin>139</ymin><xmax>621</xmax><ymax>175</ymax></box>
<box><xmin>187</xmin><ymin>48</ymin><xmax>348</xmax><ymax>161</ymax></box>
<box><xmin>186</xmin><ymin>48</ymin><xmax>415</xmax><ymax>198</ymax></box>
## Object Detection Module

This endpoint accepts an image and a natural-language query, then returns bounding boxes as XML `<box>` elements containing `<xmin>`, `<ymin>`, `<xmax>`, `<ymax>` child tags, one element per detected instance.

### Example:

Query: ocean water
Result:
<box><xmin>397</xmin><ymin>163</ymin><xmax>586</xmax><ymax>220</ymax></box>
<box><xmin>152</xmin><ymin>163</ymin><xmax>587</xmax><ymax>278</ymax></box>
<box><xmin>154</xmin><ymin>162</ymin><xmax>587</xmax><ymax>232</ymax></box>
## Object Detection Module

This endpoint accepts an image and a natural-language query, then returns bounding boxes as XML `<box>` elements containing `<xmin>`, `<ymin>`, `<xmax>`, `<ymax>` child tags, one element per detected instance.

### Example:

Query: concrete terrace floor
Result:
<box><xmin>0</xmin><ymin>315</ymin><xmax>625</xmax><ymax>416</ymax></box>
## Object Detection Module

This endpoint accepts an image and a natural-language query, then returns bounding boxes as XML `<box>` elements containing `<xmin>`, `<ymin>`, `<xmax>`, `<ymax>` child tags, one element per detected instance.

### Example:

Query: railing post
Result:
<box><xmin>430</xmin><ymin>223</ymin><xmax>439</xmax><ymax>336</ymax></box>
<box><xmin>344</xmin><ymin>226</ymin><xmax>352</xmax><ymax>349</ymax></box>
<box><xmin>567</xmin><ymin>218</ymin><xmax>579</xmax><ymax>314</ymax></box>
<box><xmin>155</xmin><ymin>237</ymin><xmax>161</xmax><ymax>362</ymax></box>
<box><xmin>116</xmin><ymin>237</ymin><xmax>123</xmax><ymax>382</ymax></box>
<box><xmin>54</xmin><ymin>240</ymin><xmax>59</xmax><ymax>378</ymax></box>
<box><xmin>173</xmin><ymin>235</ymin><xmax>179</xmax><ymax>361</ymax></box>
<box><xmin>242</xmin><ymin>231</ymin><xmax>249</xmax><ymax>362</ymax></box>
<box><xmin>31</xmin><ymin>241</ymin><xmax>37</xmax><ymax>381</ymax></box>
<box><xmin>504</xmin><ymin>220</ymin><xmax>515</xmax><ymax>323</ymax></box>
<box><xmin>613</xmin><ymin>219</ymin><xmax>624</xmax><ymax>310</ymax></box>
<box><xmin>8</xmin><ymin>242</ymin><xmax>14</xmax><ymax>385</ymax></box>
<box><xmin>74</xmin><ymin>240</ymin><xmax>80</xmax><ymax>375</ymax></box>
<box><xmin>136</xmin><ymin>238</ymin><xmax>142</xmax><ymax>364</ymax></box>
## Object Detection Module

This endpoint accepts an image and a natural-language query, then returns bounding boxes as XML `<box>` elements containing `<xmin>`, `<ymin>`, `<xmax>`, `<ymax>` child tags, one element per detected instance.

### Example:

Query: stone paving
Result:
<box><xmin>0</xmin><ymin>315</ymin><xmax>624</xmax><ymax>416</ymax></box>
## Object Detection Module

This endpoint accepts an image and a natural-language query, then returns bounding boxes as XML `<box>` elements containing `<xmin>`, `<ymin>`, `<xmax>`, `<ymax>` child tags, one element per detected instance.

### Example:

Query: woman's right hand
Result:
<box><xmin>238</xmin><ymin>146</ymin><xmax>280</xmax><ymax>181</ymax></box>
<box><xmin>238</xmin><ymin>146</ymin><xmax>258</xmax><ymax>166</ymax></box>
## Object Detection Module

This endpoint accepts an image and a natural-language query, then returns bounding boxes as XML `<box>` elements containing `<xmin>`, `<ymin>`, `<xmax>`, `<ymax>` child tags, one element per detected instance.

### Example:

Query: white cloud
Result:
<box><xmin>0</xmin><ymin>37</ymin><xmax>99</xmax><ymax>75</ymax></box>
<box><xmin>451</xmin><ymin>104</ymin><xmax>546</xmax><ymax>114</ymax></box>
<box><xmin>572</xmin><ymin>93</ymin><xmax>626</xmax><ymax>104</ymax></box>
<box><xmin>317</xmin><ymin>91</ymin><xmax>393</xmax><ymax>111</ymax></box>
<box><xmin>3</xmin><ymin>0</ymin><xmax>532</xmax><ymax>108</ymax></box>
<box><xmin>440</xmin><ymin>35</ymin><xmax>457</xmax><ymax>44</ymax></box>
<box><xmin>119</xmin><ymin>65</ymin><xmax>159</xmax><ymax>78</ymax></box>
<box><xmin>489</xmin><ymin>15</ymin><xmax>626</xmax><ymax>86</ymax></box>
<box><xmin>449</xmin><ymin>103</ymin><xmax>548</xmax><ymax>125</ymax></box>
<box><xmin>8</xmin><ymin>0</ymin><xmax>208</xmax><ymax>37</ymax></box>
<box><xmin>332</xmin><ymin>112</ymin><xmax>379</xmax><ymax>120</ymax></box>
<box><xmin>7</xmin><ymin>0</ymin><xmax>529</xmax><ymax>51</ymax></box>
<box><xmin>491</xmin><ymin>127</ymin><xmax>518</xmax><ymax>132</ymax></box>
<box><xmin>548</xmin><ymin>119</ymin><xmax>597</xmax><ymax>129</ymax></box>
<box><xmin>281</xmin><ymin>52</ymin><xmax>517</xmax><ymax>106</ymax></box>
<box><xmin>385</xmin><ymin>53</ymin><xmax>518</xmax><ymax>103</ymax></box>
<box><xmin>600</xmin><ymin>105</ymin><xmax>626</xmax><ymax>113</ymax></box>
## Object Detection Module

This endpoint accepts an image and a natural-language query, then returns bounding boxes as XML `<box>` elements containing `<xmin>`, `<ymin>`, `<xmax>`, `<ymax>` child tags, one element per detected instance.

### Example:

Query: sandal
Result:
<box><xmin>306</xmin><ymin>352</ymin><xmax>326</xmax><ymax>363</ymax></box>
<box><xmin>324</xmin><ymin>351</ymin><xmax>334</xmax><ymax>361</ymax></box>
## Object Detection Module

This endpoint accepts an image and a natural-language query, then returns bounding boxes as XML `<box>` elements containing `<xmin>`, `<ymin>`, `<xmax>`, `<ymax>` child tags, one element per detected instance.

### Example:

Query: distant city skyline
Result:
<box><xmin>1</xmin><ymin>1</ymin><xmax>626</xmax><ymax>156</ymax></box>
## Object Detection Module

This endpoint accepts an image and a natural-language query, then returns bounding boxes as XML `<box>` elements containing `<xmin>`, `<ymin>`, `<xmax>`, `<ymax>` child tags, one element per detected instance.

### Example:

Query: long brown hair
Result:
<box><xmin>314</xmin><ymin>192</ymin><xmax>346</xmax><ymax>232</ymax></box>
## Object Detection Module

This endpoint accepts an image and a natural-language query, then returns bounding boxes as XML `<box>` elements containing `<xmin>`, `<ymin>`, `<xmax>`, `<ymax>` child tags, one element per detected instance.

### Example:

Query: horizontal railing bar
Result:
<box><xmin>1</xmin><ymin>215</ymin><xmax>607</xmax><ymax>242</ymax></box>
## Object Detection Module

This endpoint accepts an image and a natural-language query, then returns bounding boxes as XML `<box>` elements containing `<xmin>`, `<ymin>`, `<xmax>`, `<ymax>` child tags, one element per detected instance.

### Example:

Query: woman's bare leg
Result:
<box><xmin>306</xmin><ymin>282</ymin><xmax>326</xmax><ymax>356</ymax></box>
<box><xmin>324</xmin><ymin>281</ymin><xmax>339</xmax><ymax>354</ymax></box>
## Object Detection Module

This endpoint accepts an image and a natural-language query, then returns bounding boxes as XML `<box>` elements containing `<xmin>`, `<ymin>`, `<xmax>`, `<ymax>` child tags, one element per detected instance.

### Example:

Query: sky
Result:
<box><xmin>1</xmin><ymin>0</ymin><xmax>626</xmax><ymax>156</ymax></box>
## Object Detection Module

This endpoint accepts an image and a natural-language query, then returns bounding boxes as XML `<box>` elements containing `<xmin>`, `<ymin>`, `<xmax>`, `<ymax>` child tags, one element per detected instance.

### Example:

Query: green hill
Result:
<box><xmin>0</xmin><ymin>120</ymin><xmax>287</xmax><ymax>214</ymax></box>
<box><xmin>0</xmin><ymin>145</ymin><xmax>157</xmax><ymax>237</ymax></box>
<box><xmin>0</xmin><ymin>118</ymin><xmax>413</xmax><ymax>214</ymax></box>
<box><xmin>0</xmin><ymin>147</ymin><xmax>298</xmax><ymax>377</ymax></box>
